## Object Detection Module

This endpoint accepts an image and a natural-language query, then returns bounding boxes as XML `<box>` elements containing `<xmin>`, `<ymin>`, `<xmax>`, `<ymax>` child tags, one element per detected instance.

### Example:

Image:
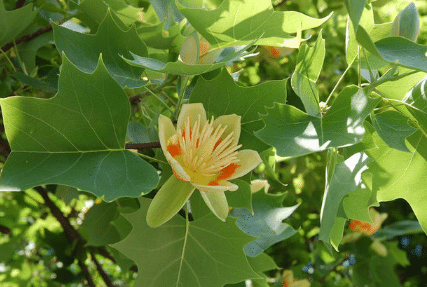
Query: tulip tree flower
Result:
<box><xmin>178</xmin><ymin>34</ymin><xmax>224</xmax><ymax>65</ymax></box>
<box><xmin>146</xmin><ymin>103</ymin><xmax>262</xmax><ymax>227</ymax></box>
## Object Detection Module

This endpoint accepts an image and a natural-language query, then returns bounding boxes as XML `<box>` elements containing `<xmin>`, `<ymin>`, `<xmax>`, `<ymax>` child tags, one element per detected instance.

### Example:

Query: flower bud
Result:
<box><xmin>391</xmin><ymin>2</ymin><xmax>420</xmax><ymax>42</ymax></box>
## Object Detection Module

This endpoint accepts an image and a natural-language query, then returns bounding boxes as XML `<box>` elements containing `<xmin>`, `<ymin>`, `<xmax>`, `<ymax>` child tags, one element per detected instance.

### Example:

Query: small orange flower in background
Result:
<box><xmin>281</xmin><ymin>270</ymin><xmax>310</xmax><ymax>287</ymax></box>
<box><xmin>349</xmin><ymin>208</ymin><xmax>388</xmax><ymax>235</ymax></box>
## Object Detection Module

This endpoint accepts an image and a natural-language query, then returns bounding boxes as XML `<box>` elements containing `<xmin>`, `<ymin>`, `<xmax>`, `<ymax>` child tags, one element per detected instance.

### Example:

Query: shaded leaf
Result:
<box><xmin>0</xmin><ymin>1</ymin><xmax>37</xmax><ymax>47</ymax></box>
<box><xmin>0</xmin><ymin>56</ymin><xmax>159</xmax><ymax>201</ymax></box>
<box><xmin>53</xmin><ymin>10</ymin><xmax>148</xmax><ymax>88</ymax></box>
<box><xmin>230</xmin><ymin>189</ymin><xmax>298</xmax><ymax>257</ymax></box>
<box><xmin>111</xmin><ymin>198</ymin><xmax>259</xmax><ymax>287</ymax></box>
<box><xmin>190</xmin><ymin>69</ymin><xmax>287</xmax><ymax>153</ymax></box>
<box><xmin>372</xmin><ymin>110</ymin><xmax>417</xmax><ymax>152</ymax></box>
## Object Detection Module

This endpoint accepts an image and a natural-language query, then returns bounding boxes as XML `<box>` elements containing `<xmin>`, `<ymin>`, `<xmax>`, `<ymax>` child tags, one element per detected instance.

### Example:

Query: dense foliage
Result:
<box><xmin>0</xmin><ymin>0</ymin><xmax>427</xmax><ymax>286</ymax></box>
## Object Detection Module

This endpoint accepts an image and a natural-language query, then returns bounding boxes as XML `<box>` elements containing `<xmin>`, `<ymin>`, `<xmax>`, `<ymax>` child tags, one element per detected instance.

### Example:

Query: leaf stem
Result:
<box><xmin>325</xmin><ymin>60</ymin><xmax>354</xmax><ymax>105</ymax></box>
<box><xmin>143</xmin><ymin>86</ymin><xmax>173</xmax><ymax>114</ymax></box>
<box><xmin>134</xmin><ymin>152</ymin><xmax>167</xmax><ymax>165</ymax></box>
<box><xmin>357</xmin><ymin>45</ymin><xmax>361</xmax><ymax>88</ymax></box>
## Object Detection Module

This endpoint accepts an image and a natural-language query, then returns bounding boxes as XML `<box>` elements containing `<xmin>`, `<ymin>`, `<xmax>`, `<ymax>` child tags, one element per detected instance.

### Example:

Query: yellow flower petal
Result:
<box><xmin>212</xmin><ymin>114</ymin><xmax>241</xmax><ymax>147</ymax></box>
<box><xmin>177</xmin><ymin>103</ymin><xmax>207</xmax><ymax>132</ymax></box>
<box><xmin>199</xmin><ymin>190</ymin><xmax>229</xmax><ymax>221</ymax></box>
<box><xmin>227</xmin><ymin>150</ymin><xmax>262</xmax><ymax>180</ymax></box>
<box><xmin>179</xmin><ymin>34</ymin><xmax>198</xmax><ymax>65</ymax></box>
<box><xmin>165</xmin><ymin>152</ymin><xmax>191</xmax><ymax>182</ymax></box>
<box><xmin>158</xmin><ymin>114</ymin><xmax>177</xmax><ymax>156</ymax></box>
<box><xmin>250</xmin><ymin>179</ymin><xmax>270</xmax><ymax>193</ymax></box>
<box><xmin>192</xmin><ymin>180</ymin><xmax>238</xmax><ymax>193</ymax></box>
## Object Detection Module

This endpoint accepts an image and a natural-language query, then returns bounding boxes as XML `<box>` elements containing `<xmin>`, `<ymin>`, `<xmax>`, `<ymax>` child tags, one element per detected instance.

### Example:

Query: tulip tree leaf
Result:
<box><xmin>150</xmin><ymin>0</ymin><xmax>185</xmax><ymax>29</ymax></box>
<box><xmin>79</xmin><ymin>0</ymin><xmax>144</xmax><ymax>27</ymax></box>
<box><xmin>111</xmin><ymin>198</ymin><xmax>260</xmax><ymax>287</ymax></box>
<box><xmin>0</xmin><ymin>55</ymin><xmax>159</xmax><ymax>201</ymax></box>
<box><xmin>255</xmin><ymin>86</ymin><xmax>381</xmax><ymax>158</ymax></box>
<box><xmin>80</xmin><ymin>201</ymin><xmax>132</xmax><ymax>246</ymax></box>
<box><xmin>403</xmin><ymin>76</ymin><xmax>427</xmax><ymax>135</ymax></box>
<box><xmin>176</xmin><ymin>0</ymin><xmax>331</xmax><ymax>48</ymax></box>
<box><xmin>0</xmin><ymin>1</ymin><xmax>37</xmax><ymax>47</ymax></box>
<box><xmin>319</xmin><ymin>151</ymin><xmax>373</xmax><ymax>251</ymax></box>
<box><xmin>371</xmin><ymin>111</ymin><xmax>417</xmax><ymax>152</ymax></box>
<box><xmin>348</xmin><ymin>3</ymin><xmax>427</xmax><ymax>73</ymax></box>
<box><xmin>190</xmin><ymin>69</ymin><xmax>287</xmax><ymax>153</ymax></box>
<box><xmin>230</xmin><ymin>189</ymin><xmax>298</xmax><ymax>257</ymax></box>
<box><xmin>366</xmin><ymin>130</ymin><xmax>427</xmax><ymax>235</ymax></box>
<box><xmin>53</xmin><ymin>10</ymin><xmax>148</xmax><ymax>88</ymax></box>
<box><xmin>291</xmin><ymin>31</ymin><xmax>325</xmax><ymax>117</ymax></box>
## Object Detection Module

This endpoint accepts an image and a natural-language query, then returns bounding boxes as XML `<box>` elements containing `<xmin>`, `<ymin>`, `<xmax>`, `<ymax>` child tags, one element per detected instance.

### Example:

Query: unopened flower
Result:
<box><xmin>179</xmin><ymin>34</ymin><xmax>223</xmax><ymax>65</ymax></box>
<box><xmin>349</xmin><ymin>208</ymin><xmax>388</xmax><ymax>235</ymax></box>
<box><xmin>146</xmin><ymin>103</ymin><xmax>261</xmax><ymax>227</ymax></box>
<box><xmin>282</xmin><ymin>270</ymin><xmax>310</xmax><ymax>287</ymax></box>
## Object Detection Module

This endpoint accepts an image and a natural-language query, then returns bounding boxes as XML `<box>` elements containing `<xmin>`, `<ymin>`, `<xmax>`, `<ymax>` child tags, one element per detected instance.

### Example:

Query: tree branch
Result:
<box><xmin>1</xmin><ymin>25</ymin><xmax>53</xmax><ymax>53</ymax></box>
<box><xmin>90</xmin><ymin>252</ymin><xmax>115</xmax><ymax>287</ymax></box>
<box><xmin>125</xmin><ymin>142</ymin><xmax>161</xmax><ymax>151</ymax></box>
<box><xmin>34</xmin><ymin>186</ymin><xmax>95</xmax><ymax>287</ymax></box>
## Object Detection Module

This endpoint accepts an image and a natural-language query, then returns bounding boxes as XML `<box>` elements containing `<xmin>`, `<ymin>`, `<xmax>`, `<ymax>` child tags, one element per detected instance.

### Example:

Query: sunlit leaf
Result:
<box><xmin>0</xmin><ymin>56</ymin><xmax>159</xmax><ymax>201</ymax></box>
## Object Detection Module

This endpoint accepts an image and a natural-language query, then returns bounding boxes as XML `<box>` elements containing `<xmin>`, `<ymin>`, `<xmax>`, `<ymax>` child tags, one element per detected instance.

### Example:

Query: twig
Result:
<box><xmin>77</xmin><ymin>260</ymin><xmax>96</xmax><ymax>287</ymax></box>
<box><xmin>14</xmin><ymin>0</ymin><xmax>26</xmax><ymax>9</ymax></box>
<box><xmin>0</xmin><ymin>224</ymin><xmax>11</xmax><ymax>235</ymax></box>
<box><xmin>125</xmin><ymin>142</ymin><xmax>161</xmax><ymax>151</ymax></box>
<box><xmin>129</xmin><ymin>75</ymin><xmax>177</xmax><ymax>105</ymax></box>
<box><xmin>90</xmin><ymin>252</ymin><xmax>115</xmax><ymax>287</ymax></box>
<box><xmin>1</xmin><ymin>25</ymin><xmax>53</xmax><ymax>53</ymax></box>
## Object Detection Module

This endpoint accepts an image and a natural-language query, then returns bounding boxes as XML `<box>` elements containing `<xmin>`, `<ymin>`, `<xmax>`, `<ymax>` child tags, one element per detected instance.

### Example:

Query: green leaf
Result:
<box><xmin>373</xmin><ymin>221</ymin><xmax>423</xmax><ymax>240</ymax></box>
<box><xmin>319</xmin><ymin>151</ymin><xmax>372</xmax><ymax>250</ymax></box>
<box><xmin>386</xmin><ymin>241</ymin><xmax>410</xmax><ymax>267</ymax></box>
<box><xmin>137</xmin><ymin>21</ymin><xmax>184</xmax><ymax>50</ymax></box>
<box><xmin>53</xmin><ymin>10</ymin><xmax>148</xmax><ymax>88</ymax></box>
<box><xmin>255</xmin><ymin>86</ymin><xmax>381</xmax><ymax>158</ymax></box>
<box><xmin>371</xmin><ymin>111</ymin><xmax>417</xmax><ymax>152</ymax></box>
<box><xmin>391</xmin><ymin>2</ymin><xmax>420</xmax><ymax>42</ymax></box>
<box><xmin>80</xmin><ymin>201</ymin><xmax>132</xmax><ymax>246</ymax></box>
<box><xmin>376</xmin><ymin>69</ymin><xmax>426</xmax><ymax>100</ymax></box>
<box><xmin>150</xmin><ymin>0</ymin><xmax>185</xmax><ymax>29</ymax></box>
<box><xmin>366</xmin><ymin>130</ymin><xmax>427</xmax><ymax>235</ymax></box>
<box><xmin>111</xmin><ymin>197</ymin><xmax>259</xmax><ymax>287</ymax></box>
<box><xmin>122</xmin><ymin>42</ymin><xmax>251</xmax><ymax>76</ymax></box>
<box><xmin>176</xmin><ymin>0</ymin><xmax>331</xmax><ymax>48</ymax></box>
<box><xmin>291</xmin><ymin>31</ymin><xmax>325</xmax><ymax>117</ymax></box>
<box><xmin>79</xmin><ymin>0</ymin><xmax>144</xmax><ymax>27</ymax></box>
<box><xmin>230</xmin><ymin>190</ymin><xmax>298</xmax><ymax>257</ymax></box>
<box><xmin>17</xmin><ymin>31</ymin><xmax>53</xmax><ymax>74</ymax></box>
<box><xmin>226</xmin><ymin>179</ymin><xmax>253</xmax><ymax>214</ymax></box>
<box><xmin>0</xmin><ymin>1</ymin><xmax>37</xmax><ymax>47</ymax></box>
<box><xmin>403</xmin><ymin>76</ymin><xmax>427</xmax><ymax>135</ymax></box>
<box><xmin>0</xmin><ymin>55</ymin><xmax>159</xmax><ymax>201</ymax></box>
<box><xmin>190</xmin><ymin>69</ymin><xmax>287</xmax><ymax>153</ymax></box>
<box><xmin>344</xmin><ymin>0</ymin><xmax>366</xmax><ymax>31</ymax></box>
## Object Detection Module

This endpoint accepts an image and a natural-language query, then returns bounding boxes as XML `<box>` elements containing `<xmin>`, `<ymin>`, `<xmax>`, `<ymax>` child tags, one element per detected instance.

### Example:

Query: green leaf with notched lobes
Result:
<box><xmin>190</xmin><ymin>69</ymin><xmax>287</xmax><ymax>153</ymax></box>
<box><xmin>0</xmin><ymin>1</ymin><xmax>37</xmax><ymax>47</ymax></box>
<box><xmin>230</xmin><ymin>189</ymin><xmax>298</xmax><ymax>257</ymax></box>
<box><xmin>255</xmin><ymin>86</ymin><xmax>381</xmax><ymax>158</ymax></box>
<box><xmin>372</xmin><ymin>111</ymin><xmax>417</xmax><ymax>152</ymax></box>
<box><xmin>53</xmin><ymin>10</ymin><xmax>148</xmax><ymax>88</ymax></box>
<box><xmin>111</xmin><ymin>198</ymin><xmax>260</xmax><ymax>287</ymax></box>
<box><xmin>176</xmin><ymin>0</ymin><xmax>331</xmax><ymax>48</ymax></box>
<box><xmin>0</xmin><ymin>55</ymin><xmax>159</xmax><ymax>201</ymax></box>
<box><xmin>366</xmin><ymin>130</ymin><xmax>427</xmax><ymax>235</ymax></box>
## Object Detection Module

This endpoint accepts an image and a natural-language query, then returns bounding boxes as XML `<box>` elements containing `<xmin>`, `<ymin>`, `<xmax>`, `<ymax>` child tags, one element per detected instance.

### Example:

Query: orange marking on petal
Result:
<box><xmin>349</xmin><ymin>220</ymin><xmax>378</xmax><ymax>235</ymax></box>
<box><xmin>282</xmin><ymin>280</ymin><xmax>289</xmax><ymax>287</ymax></box>
<box><xmin>199</xmin><ymin>41</ymin><xmax>209</xmax><ymax>56</ymax></box>
<box><xmin>167</xmin><ymin>143</ymin><xmax>181</xmax><ymax>157</ymax></box>
<box><xmin>269</xmin><ymin>46</ymin><xmax>281</xmax><ymax>57</ymax></box>
<box><xmin>213</xmin><ymin>138</ymin><xmax>222</xmax><ymax>151</ymax></box>
<box><xmin>208</xmin><ymin>163</ymin><xmax>241</xmax><ymax>187</ymax></box>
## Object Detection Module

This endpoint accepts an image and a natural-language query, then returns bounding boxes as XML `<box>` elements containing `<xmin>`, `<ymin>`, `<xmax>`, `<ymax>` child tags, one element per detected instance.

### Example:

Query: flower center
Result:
<box><xmin>175</xmin><ymin>115</ymin><xmax>242</xmax><ymax>177</ymax></box>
